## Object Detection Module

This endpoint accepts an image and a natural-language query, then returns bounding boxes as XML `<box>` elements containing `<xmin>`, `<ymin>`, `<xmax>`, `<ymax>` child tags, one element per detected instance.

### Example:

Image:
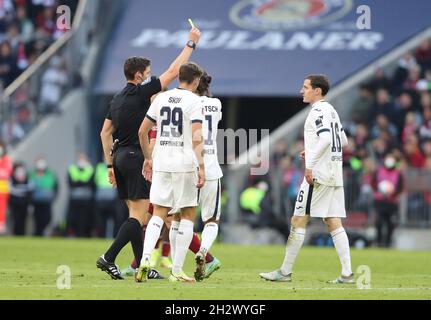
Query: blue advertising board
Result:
<box><xmin>95</xmin><ymin>0</ymin><xmax>431</xmax><ymax>96</ymax></box>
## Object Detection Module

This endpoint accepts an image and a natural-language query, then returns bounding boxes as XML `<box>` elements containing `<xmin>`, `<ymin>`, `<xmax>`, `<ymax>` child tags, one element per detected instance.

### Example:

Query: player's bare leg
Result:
<box><xmin>259</xmin><ymin>215</ymin><xmax>309</xmax><ymax>282</ymax></box>
<box><xmin>170</xmin><ymin>207</ymin><xmax>196</xmax><ymax>283</ymax></box>
<box><xmin>136</xmin><ymin>204</ymin><xmax>169</xmax><ymax>282</ymax></box>
<box><xmin>324</xmin><ymin>217</ymin><xmax>354</xmax><ymax>284</ymax></box>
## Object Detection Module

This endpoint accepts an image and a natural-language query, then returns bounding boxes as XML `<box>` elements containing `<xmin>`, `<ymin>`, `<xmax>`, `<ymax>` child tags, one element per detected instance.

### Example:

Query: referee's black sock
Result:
<box><xmin>130</xmin><ymin>221</ymin><xmax>143</xmax><ymax>267</ymax></box>
<box><xmin>105</xmin><ymin>218</ymin><xmax>142</xmax><ymax>263</ymax></box>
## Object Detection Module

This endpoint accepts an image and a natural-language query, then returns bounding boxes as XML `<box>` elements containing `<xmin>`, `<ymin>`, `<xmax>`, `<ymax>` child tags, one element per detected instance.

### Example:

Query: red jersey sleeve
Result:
<box><xmin>148</xmin><ymin>126</ymin><xmax>157</xmax><ymax>140</ymax></box>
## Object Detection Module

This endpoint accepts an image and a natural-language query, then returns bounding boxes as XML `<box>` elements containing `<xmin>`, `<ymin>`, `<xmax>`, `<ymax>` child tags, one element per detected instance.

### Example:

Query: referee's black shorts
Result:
<box><xmin>113</xmin><ymin>146</ymin><xmax>150</xmax><ymax>200</ymax></box>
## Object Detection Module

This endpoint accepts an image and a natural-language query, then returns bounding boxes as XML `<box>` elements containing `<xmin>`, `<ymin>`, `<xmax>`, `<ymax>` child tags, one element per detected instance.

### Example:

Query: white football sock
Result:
<box><xmin>172</xmin><ymin>219</ymin><xmax>194</xmax><ymax>274</ymax></box>
<box><xmin>169</xmin><ymin>221</ymin><xmax>180</xmax><ymax>262</ymax></box>
<box><xmin>141</xmin><ymin>216</ymin><xmax>163</xmax><ymax>264</ymax></box>
<box><xmin>200</xmin><ymin>222</ymin><xmax>219</xmax><ymax>255</ymax></box>
<box><xmin>280</xmin><ymin>227</ymin><xmax>306</xmax><ymax>275</ymax></box>
<box><xmin>331</xmin><ymin>227</ymin><xmax>353</xmax><ymax>277</ymax></box>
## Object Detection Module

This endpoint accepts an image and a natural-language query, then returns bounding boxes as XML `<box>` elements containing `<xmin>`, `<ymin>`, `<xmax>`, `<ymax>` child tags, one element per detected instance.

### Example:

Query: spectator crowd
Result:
<box><xmin>0</xmin><ymin>0</ymin><xmax>78</xmax><ymax>147</ymax></box>
<box><xmin>240</xmin><ymin>39</ymin><xmax>431</xmax><ymax>247</ymax></box>
<box><xmin>0</xmin><ymin>142</ymin><xmax>129</xmax><ymax>238</ymax></box>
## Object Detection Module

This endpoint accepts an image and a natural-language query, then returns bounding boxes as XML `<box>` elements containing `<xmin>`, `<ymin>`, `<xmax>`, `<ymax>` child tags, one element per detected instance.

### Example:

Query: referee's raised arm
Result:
<box><xmin>158</xmin><ymin>27</ymin><xmax>201</xmax><ymax>89</ymax></box>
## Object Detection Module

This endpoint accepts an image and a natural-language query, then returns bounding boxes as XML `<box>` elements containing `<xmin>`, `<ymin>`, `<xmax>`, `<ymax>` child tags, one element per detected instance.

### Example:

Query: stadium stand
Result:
<box><xmin>0</xmin><ymin>0</ymin><xmax>78</xmax><ymax>147</ymax></box>
<box><xmin>258</xmin><ymin>38</ymin><xmax>431</xmax><ymax>247</ymax></box>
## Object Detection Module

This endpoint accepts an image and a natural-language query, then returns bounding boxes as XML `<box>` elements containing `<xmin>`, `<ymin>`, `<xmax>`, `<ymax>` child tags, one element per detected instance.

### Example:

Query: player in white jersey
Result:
<box><xmin>192</xmin><ymin>72</ymin><xmax>223</xmax><ymax>281</ymax></box>
<box><xmin>259</xmin><ymin>75</ymin><xmax>354</xmax><ymax>284</ymax></box>
<box><xmin>136</xmin><ymin>62</ymin><xmax>205</xmax><ymax>283</ymax></box>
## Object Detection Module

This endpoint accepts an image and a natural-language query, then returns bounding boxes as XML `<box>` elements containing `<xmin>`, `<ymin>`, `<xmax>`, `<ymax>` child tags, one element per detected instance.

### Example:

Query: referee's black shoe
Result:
<box><xmin>96</xmin><ymin>255</ymin><xmax>124</xmax><ymax>280</ymax></box>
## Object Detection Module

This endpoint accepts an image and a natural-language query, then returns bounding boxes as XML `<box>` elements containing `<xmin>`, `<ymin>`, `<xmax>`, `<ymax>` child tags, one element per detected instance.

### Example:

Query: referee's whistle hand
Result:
<box><xmin>189</xmin><ymin>27</ymin><xmax>201</xmax><ymax>44</ymax></box>
<box><xmin>305</xmin><ymin>168</ymin><xmax>314</xmax><ymax>185</ymax></box>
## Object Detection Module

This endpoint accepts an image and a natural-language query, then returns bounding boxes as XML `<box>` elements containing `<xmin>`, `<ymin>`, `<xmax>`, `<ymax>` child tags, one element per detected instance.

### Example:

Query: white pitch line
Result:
<box><xmin>1</xmin><ymin>285</ymin><xmax>431</xmax><ymax>291</ymax></box>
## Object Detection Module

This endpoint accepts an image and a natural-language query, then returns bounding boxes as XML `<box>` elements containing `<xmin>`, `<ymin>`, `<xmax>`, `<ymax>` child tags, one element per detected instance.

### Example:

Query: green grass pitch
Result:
<box><xmin>0</xmin><ymin>237</ymin><xmax>430</xmax><ymax>300</ymax></box>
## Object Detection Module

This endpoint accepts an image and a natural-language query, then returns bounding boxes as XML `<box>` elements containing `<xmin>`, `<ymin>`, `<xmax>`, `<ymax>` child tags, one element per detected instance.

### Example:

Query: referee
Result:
<box><xmin>96</xmin><ymin>27</ymin><xmax>201</xmax><ymax>280</ymax></box>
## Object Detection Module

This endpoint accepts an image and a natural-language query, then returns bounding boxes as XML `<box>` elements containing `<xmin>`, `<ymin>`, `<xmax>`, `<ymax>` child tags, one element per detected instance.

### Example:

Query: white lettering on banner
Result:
<box><xmin>249</xmin><ymin>32</ymin><xmax>285</xmax><ymax>50</ymax></box>
<box><xmin>199</xmin><ymin>31</ymin><xmax>233</xmax><ymax>49</ymax></box>
<box><xmin>348</xmin><ymin>32</ymin><xmax>383</xmax><ymax>50</ymax></box>
<box><xmin>321</xmin><ymin>32</ymin><xmax>353</xmax><ymax>50</ymax></box>
<box><xmin>131</xmin><ymin>30</ymin><xmax>384</xmax><ymax>51</ymax></box>
<box><xmin>225</xmin><ymin>31</ymin><xmax>251</xmax><ymax>49</ymax></box>
<box><xmin>285</xmin><ymin>32</ymin><xmax>326</xmax><ymax>50</ymax></box>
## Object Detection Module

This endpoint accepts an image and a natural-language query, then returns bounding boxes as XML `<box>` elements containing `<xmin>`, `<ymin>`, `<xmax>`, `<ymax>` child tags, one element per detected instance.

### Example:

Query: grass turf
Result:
<box><xmin>0</xmin><ymin>237</ymin><xmax>430</xmax><ymax>300</ymax></box>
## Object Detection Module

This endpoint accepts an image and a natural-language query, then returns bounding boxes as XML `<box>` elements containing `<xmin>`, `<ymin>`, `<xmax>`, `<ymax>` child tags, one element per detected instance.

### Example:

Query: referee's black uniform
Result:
<box><xmin>107</xmin><ymin>76</ymin><xmax>161</xmax><ymax>200</ymax></box>
<box><xmin>97</xmin><ymin>76</ymin><xmax>162</xmax><ymax>279</ymax></box>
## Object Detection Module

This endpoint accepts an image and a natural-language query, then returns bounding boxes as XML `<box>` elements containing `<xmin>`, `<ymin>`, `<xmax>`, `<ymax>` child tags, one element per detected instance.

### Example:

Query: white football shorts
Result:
<box><xmin>150</xmin><ymin>171</ymin><xmax>199</xmax><ymax>209</ymax></box>
<box><xmin>199</xmin><ymin>179</ymin><xmax>221</xmax><ymax>222</ymax></box>
<box><xmin>293</xmin><ymin>179</ymin><xmax>346</xmax><ymax>218</ymax></box>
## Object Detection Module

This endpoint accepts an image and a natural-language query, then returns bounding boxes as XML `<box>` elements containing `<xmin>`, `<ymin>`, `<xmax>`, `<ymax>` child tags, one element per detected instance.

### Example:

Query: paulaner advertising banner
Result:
<box><xmin>95</xmin><ymin>0</ymin><xmax>431</xmax><ymax>96</ymax></box>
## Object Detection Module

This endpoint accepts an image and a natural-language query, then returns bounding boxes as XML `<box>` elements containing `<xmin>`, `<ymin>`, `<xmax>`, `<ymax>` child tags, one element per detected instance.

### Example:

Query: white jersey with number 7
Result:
<box><xmin>201</xmin><ymin>96</ymin><xmax>223</xmax><ymax>180</ymax></box>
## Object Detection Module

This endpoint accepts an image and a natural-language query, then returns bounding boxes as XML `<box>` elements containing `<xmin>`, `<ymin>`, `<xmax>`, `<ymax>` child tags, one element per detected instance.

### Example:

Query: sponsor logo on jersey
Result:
<box><xmin>160</xmin><ymin>141</ymin><xmax>184</xmax><ymax>147</ymax></box>
<box><xmin>315</xmin><ymin>116</ymin><xmax>324</xmax><ymax>128</ymax></box>
<box><xmin>230</xmin><ymin>0</ymin><xmax>353</xmax><ymax>31</ymax></box>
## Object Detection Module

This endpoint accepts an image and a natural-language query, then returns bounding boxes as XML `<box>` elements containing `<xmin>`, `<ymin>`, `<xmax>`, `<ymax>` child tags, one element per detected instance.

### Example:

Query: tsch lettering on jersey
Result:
<box><xmin>204</xmin><ymin>105</ymin><xmax>218</xmax><ymax>112</ymax></box>
<box><xmin>165</xmin><ymin>304</ymin><xmax>199</xmax><ymax>318</ymax></box>
<box><xmin>168</xmin><ymin>97</ymin><xmax>182</xmax><ymax>104</ymax></box>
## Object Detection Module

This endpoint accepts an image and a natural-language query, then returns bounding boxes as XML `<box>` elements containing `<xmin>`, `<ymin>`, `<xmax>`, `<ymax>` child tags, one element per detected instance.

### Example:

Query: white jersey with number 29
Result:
<box><xmin>146</xmin><ymin>88</ymin><xmax>203</xmax><ymax>173</ymax></box>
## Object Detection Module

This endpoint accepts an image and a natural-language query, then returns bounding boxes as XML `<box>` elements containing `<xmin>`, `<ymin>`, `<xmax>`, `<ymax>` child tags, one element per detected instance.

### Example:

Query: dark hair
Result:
<box><xmin>179</xmin><ymin>62</ymin><xmax>203</xmax><ymax>85</ymax></box>
<box><xmin>305</xmin><ymin>74</ymin><xmax>330</xmax><ymax>96</ymax></box>
<box><xmin>196</xmin><ymin>71</ymin><xmax>212</xmax><ymax>96</ymax></box>
<box><xmin>124</xmin><ymin>57</ymin><xmax>151</xmax><ymax>81</ymax></box>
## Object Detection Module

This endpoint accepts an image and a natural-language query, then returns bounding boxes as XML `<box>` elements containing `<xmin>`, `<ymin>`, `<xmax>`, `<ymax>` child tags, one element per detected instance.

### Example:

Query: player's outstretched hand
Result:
<box><xmin>143</xmin><ymin>159</ymin><xmax>153</xmax><ymax>182</ymax></box>
<box><xmin>108</xmin><ymin>168</ymin><xmax>116</xmax><ymax>188</ymax></box>
<box><xmin>189</xmin><ymin>27</ymin><xmax>201</xmax><ymax>44</ymax></box>
<box><xmin>299</xmin><ymin>150</ymin><xmax>305</xmax><ymax>161</ymax></box>
<box><xmin>196</xmin><ymin>169</ymin><xmax>205</xmax><ymax>189</ymax></box>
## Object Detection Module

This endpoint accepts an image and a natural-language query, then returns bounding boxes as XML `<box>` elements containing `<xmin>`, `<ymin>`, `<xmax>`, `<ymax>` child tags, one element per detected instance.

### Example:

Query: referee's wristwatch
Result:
<box><xmin>186</xmin><ymin>40</ymin><xmax>196</xmax><ymax>50</ymax></box>
<box><xmin>107</xmin><ymin>164</ymin><xmax>113</xmax><ymax>169</ymax></box>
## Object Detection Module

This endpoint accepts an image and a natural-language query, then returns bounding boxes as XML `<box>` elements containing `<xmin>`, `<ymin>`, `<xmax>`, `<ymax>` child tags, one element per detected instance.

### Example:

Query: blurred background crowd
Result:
<box><xmin>0</xmin><ymin>0</ymin><xmax>80</xmax><ymax>146</ymax></box>
<box><xmin>0</xmin><ymin>145</ymin><xmax>132</xmax><ymax>238</ymax></box>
